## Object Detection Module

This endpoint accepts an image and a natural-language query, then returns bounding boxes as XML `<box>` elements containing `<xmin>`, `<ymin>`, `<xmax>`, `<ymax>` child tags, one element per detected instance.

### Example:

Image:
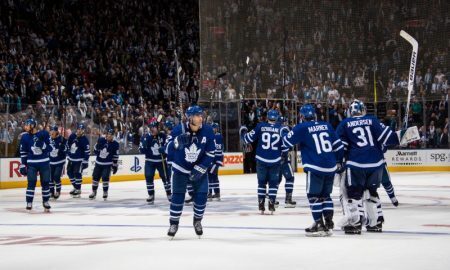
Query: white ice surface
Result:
<box><xmin>1</xmin><ymin>172</ymin><xmax>450</xmax><ymax>270</ymax></box>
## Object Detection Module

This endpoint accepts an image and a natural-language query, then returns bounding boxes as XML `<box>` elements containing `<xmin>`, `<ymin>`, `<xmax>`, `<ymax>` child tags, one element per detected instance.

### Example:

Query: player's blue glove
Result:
<box><xmin>82</xmin><ymin>162</ymin><xmax>88</xmax><ymax>171</ymax></box>
<box><xmin>189</xmin><ymin>164</ymin><xmax>207</xmax><ymax>182</ymax></box>
<box><xmin>158</xmin><ymin>146</ymin><xmax>166</xmax><ymax>155</ymax></box>
<box><xmin>174</xmin><ymin>133</ymin><xmax>190</xmax><ymax>149</ymax></box>
<box><xmin>112</xmin><ymin>164</ymin><xmax>118</xmax><ymax>175</ymax></box>
<box><xmin>19</xmin><ymin>165</ymin><xmax>27</xmax><ymax>176</ymax></box>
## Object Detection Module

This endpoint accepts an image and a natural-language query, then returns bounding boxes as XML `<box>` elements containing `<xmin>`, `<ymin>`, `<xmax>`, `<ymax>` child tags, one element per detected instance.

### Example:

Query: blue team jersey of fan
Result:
<box><xmin>66</xmin><ymin>134</ymin><xmax>90</xmax><ymax>163</ymax></box>
<box><xmin>166</xmin><ymin>122</ymin><xmax>216</xmax><ymax>175</ymax></box>
<box><xmin>243</xmin><ymin>122</ymin><xmax>288</xmax><ymax>165</ymax></box>
<box><xmin>336</xmin><ymin>115</ymin><xmax>399</xmax><ymax>170</ymax></box>
<box><xmin>139</xmin><ymin>133</ymin><xmax>166</xmax><ymax>162</ymax></box>
<box><xmin>283</xmin><ymin>121</ymin><xmax>344</xmax><ymax>176</ymax></box>
<box><xmin>20</xmin><ymin>130</ymin><xmax>51</xmax><ymax>167</ymax></box>
<box><xmin>214</xmin><ymin>132</ymin><xmax>224</xmax><ymax>166</ymax></box>
<box><xmin>49</xmin><ymin>136</ymin><xmax>67</xmax><ymax>165</ymax></box>
<box><xmin>94</xmin><ymin>137</ymin><xmax>120</xmax><ymax>166</ymax></box>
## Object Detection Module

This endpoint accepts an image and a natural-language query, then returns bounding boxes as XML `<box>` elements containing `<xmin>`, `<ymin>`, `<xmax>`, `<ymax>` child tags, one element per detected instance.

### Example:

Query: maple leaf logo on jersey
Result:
<box><xmin>50</xmin><ymin>143</ymin><xmax>58</xmax><ymax>157</ymax></box>
<box><xmin>185</xmin><ymin>143</ymin><xmax>201</xmax><ymax>163</ymax></box>
<box><xmin>151</xmin><ymin>143</ymin><xmax>160</xmax><ymax>156</ymax></box>
<box><xmin>70</xmin><ymin>143</ymin><xmax>78</xmax><ymax>154</ymax></box>
<box><xmin>99</xmin><ymin>148</ymin><xmax>109</xmax><ymax>159</ymax></box>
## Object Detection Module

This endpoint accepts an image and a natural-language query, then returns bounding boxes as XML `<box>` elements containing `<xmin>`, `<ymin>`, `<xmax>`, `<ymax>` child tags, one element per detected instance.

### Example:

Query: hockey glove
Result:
<box><xmin>189</xmin><ymin>164</ymin><xmax>207</xmax><ymax>182</ymax></box>
<box><xmin>19</xmin><ymin>165</ymin><xmax>27</xmax><ymax>176</ymax></box>
<box><xmin>158</xmin><ymin>146</ymin><xmax>166</xmax><ymax>155</ymax></box>
<box><xmin>82</xmin><ymin>162</ymin><xmax>88</xmax><ymax>171</ymax></box>
<box><xmin>112</xmin><ymin>165</ymin><xmax>118</xmax><ymax>175</ymax></box>
<box><xmin>174</xmin><ymin>133</ymin><xmax>190</xmax><ymax>149</ymax></box>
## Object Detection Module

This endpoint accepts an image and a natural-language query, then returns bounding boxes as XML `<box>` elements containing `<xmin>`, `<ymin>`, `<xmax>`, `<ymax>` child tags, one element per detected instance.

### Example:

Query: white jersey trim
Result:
<box><xmin>28</xmin><ymin>158</ymin><xmax>50</xmax><ymax>163</ymax></box>
<box><xmin>50</xmin><ymin>159</ymin><xmax>66</xmax><ymax>165</ymax></box>
<box><xmin>171</xmin><ymin>163</ymin><xmax>190</xmax><ymax>174</ymax></box>
<box><xmin>145</xmin><ymin>158</ymin><xmax>162</xmax><ymax>162</ymax></box>
<box><xmin>303</xmin><ymin>163</ymin><xmax>337</xmax><ymax>173</ymax></box>
<box><xmin>346</xmin><ymin>159</ymin><xmax>384</xmax><ymax>168</ymax></box>
<box><xmin>255</xmin><ymin>155</ymin><xmax>281</xmax><ymax>163</ymax></box>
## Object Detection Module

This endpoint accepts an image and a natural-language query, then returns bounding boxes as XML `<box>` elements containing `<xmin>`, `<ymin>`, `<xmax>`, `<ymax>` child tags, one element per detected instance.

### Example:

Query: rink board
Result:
<box><xmin>1</xmin><ymin>150</ymin><xmax>449</xmax><ymax>189</ymax></box>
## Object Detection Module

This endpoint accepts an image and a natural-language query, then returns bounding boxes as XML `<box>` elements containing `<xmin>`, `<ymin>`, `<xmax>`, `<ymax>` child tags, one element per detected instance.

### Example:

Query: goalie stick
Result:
<box><xmin>399</xmin><ymin>30</ymin><xmax>418</xmax><ymax>129</ymax></box>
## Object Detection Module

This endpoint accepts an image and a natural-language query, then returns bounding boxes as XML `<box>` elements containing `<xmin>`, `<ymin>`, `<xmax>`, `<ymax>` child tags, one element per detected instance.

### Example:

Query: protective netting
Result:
<box><xmin>200</xmin><ymin>0</ymin><xmax>449</xmax><ymax>103</ymax></box>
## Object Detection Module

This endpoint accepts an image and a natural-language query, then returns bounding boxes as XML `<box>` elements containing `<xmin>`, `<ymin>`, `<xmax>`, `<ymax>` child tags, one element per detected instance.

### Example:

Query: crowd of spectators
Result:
<box><xmin>0</xmin><ymin>0</ymin><xmax>448</xmax><ymax>156</ymax></box>
<box><xmin>202</xmin><ymin>0</ymin><xmax>449</xmax><ymax>148</ymax></box>
<box><xmin>0</xmin><ymin>0</ymin><xmax>200</xmax><ymax>156</ymax></box>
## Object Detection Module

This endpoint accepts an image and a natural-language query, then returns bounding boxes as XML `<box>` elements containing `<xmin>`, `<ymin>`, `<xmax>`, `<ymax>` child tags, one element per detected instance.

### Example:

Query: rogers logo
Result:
<box><xmin>224</xmin><ymin>155</ymin><xmax>243</xmax><ymax>165</ymax></box>
<box><xmin>10</xmin><ymin>161</ymin><xmax>23</xmax><ymax>177</ymax></box>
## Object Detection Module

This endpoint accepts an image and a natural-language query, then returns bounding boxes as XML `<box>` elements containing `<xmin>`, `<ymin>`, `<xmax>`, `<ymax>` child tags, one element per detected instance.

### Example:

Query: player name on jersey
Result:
<box><xmin>346</xmin><ymin>119</ymin><xmax>373</xmax><ymax>127</ymax></box>
<box><xmin>307</xmin><ymin>124</ymin><xmax>328</xmax><ymax>133</ymax></box>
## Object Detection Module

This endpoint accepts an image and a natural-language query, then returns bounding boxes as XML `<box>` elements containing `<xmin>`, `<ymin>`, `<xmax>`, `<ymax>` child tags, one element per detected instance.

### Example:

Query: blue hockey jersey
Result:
<box><xmin>336</xmin><ymin>115</ymin><xmax>399</xmax><ymax>170</ymax></box>
<box><xmin>214</xmin><ymin>132</ymin><xmax>224</xmax><ymax>166</ymax></box>
<box><xmin>243</xmin><ymin>122</ymin><xmax>288</xmax><ymax>165</ymax></box>
<box><xmin>94</xmin><ymin>137</ymin><xmax>119</xmax><ymax>166</ymax></box>
<box><xmin>49</xmin><ymin>135</ymin><xmax>67</xmax><ymax>165</ymax></box>
<box><xmin>139</xmin><ymin>132</ymin><xmax>166</xmax><ymax>163</ymax></box>
<box><xmin>20</xmin><ymin>130</ymin><xmax>51</xmax><ymax>167</ymax></box>
<box><xmin>66</xmin><ymin>133</ymin><xmax>90</xmax><ymax>163</ymax></box>
<box><xmin>283</xmin><ymin>121</ymin><xmax>344</xmax><ymax>175</ymax></box>
<box><xmin>165</xmin><ymin>122</ymin><xmax>215</xmax><ymax>175</ymax></box>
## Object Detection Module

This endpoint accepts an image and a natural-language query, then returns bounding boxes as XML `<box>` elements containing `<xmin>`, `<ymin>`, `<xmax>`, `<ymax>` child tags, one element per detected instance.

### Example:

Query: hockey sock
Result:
<box><xmin>322</xmin><ymin>196</ymin><xmax>334</xmax><ymax>219</ymax></box>
<box><xmin>103</xmin><ymin>180</ymin><xmax>109</xmax><ymax>193</ymax></box>
<box><xmin>146</xmin><ymin>180</ymin><xmax>155</xmax><ymax>196</ymax></box>
<box><xmin>193</xmin><ymin>192</ymin><xmax>208</xmax><ymax>221</ymax></box>
<box><xmin>285</xmin><ymin>177</ymin><xmax>294</xmax><ymax>194</ymax></box>
<box><xmin>382</xmin><ymin>181</ymin><xmax>396</xmax><ymax>199</ymax></box>
<box><xmin>308</xmin><ymin>196</ymin><xmax>323</xmax><ymax>221</ymax></box>
<box><xmin>92</xmin><ymin>179</ymin><xmax>100</xmax><ymax>192</ymax></box>
<box><xmin>187</xmin><ymin>183</ymin><xmax>194</xmax><ymax>197</ymax></box>
<box><xmin>170</xmin><ymin>193</ymin><xmax>186</xmax><ymax>225</ymax></box>
<box><xmin>257</xmin><ymin>184</ymin><xmax>267</xmax><ymax>201</ymax></box>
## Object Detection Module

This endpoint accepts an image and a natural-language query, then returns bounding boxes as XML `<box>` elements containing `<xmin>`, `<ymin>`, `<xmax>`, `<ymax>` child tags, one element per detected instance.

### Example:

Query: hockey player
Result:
<box><xmin>336</xmin><ymin>100</ymin><xmax>400</xmax><ymax>234</ymax></box>
<box><xmin>277</xmin><ymin>116</ymin><xmax>296</xmax><ymax>208</ymax></box>
<box><xmin>208</xmin><ymin>122</ymin><xmax>224</xmax><ymax>201</ymax></box>
<box><xmin>283</xmin><ymin>104</ymin><xmax>344</xmax><ymax>236</ymax></box>
<box><xmin>165</xmin><ymin>105</ymin><xmax>216</xmax><ymax>238</ymax></box>
<box><xmin>66</xmin><ymin>123</ymin><xmax>90</xmax><ymax>198</ymax></box>
<box><xmin>240</xmin><ymin>109</ymin><xmax>287</xmax><ymax>214</ymax></box>
<box><xmin>139</xmin><ymin>119</ymin><xmax>171</xmax><ymax>204</ymax></box>
<box><xmin>89</xmin><ymin>128</ymin><xmax>119</xmax><ymax>200</ymax></box>
<box><xmin>49</xmin><ymin>125</ymin><xmax>67</xmax><ymax>200</ymax></box>
<box><xmin>19</xmin><ymin>118</ymin><xmax>52</xmax><ymax>211</ymax></box>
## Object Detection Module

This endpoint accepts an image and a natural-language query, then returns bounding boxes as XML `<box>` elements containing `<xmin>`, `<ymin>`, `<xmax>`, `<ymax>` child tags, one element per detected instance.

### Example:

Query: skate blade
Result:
<box><xmin>260</xmin><ymin>210</ymin><xmax>265</xmax><ymax>215</ymax></box>
<box><xmin>168</xmin><ymin>236</ymin><xmax>175</xmax><ymax>240</ymax></box>
<box><xmin>44</xmin><ymin>209</ymin><xmax>51</xmax><ymax>213</ymax></box>
<box><xmin>284</xmin><ymin>204</ymin><xmax>296</xmax><ymax>208</ymax></box>
<box><xmin>103</xmin><ymin>198</ymin><xmax>108</xmax><ymax>201</ymax></box>
<box><xmin>344</xmin><ymin>230</ymin><xmax>362</xmax><ymax>235</ymax></box>
<box><xmin>89</xmin><ymin>197</ymin><xmax>96</xmax><ymax>200</ymax></box>
<box><xmin>306</xmin><ymin>231</ymin><xmax>329</xmax><ymax>237</ymax></box>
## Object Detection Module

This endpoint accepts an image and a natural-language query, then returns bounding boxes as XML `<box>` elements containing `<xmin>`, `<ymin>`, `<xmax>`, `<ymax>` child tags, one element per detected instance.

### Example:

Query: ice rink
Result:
<box><xmin>1</xmin><ymin>171</ymin><xmax>450</xmax><ymax>270</ymax></box>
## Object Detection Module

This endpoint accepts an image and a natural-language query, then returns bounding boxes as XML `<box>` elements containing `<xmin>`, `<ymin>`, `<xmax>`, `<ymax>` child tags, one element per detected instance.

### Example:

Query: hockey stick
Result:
<box><xmin>400</xmin><ymin>30</ymin><xmax>418</xmax><ymax>129</ymax></box>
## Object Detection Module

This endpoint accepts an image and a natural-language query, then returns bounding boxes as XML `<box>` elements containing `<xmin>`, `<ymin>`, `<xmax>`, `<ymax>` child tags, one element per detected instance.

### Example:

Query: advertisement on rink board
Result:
<box><xmin>1</xmin><ymin>150</ymin><xmax>449</xmax><ymax>188</ymax></box>
<box><xmin>297</xmin><ymin>149</ymin><xmax>450</xmax><ymax>172</ymax></box>
<box><xmin>0</xmin><ymin>153</ymin><xmax>244</xmax><ymax>188</ymax></box>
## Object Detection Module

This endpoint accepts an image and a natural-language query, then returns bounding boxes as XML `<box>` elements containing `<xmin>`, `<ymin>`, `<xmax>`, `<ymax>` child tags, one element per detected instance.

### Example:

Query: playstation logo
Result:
<box><xmin>130</xmin><ymin>157</ymin><xmax>142</xmax><ymax>172</ymax></box>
